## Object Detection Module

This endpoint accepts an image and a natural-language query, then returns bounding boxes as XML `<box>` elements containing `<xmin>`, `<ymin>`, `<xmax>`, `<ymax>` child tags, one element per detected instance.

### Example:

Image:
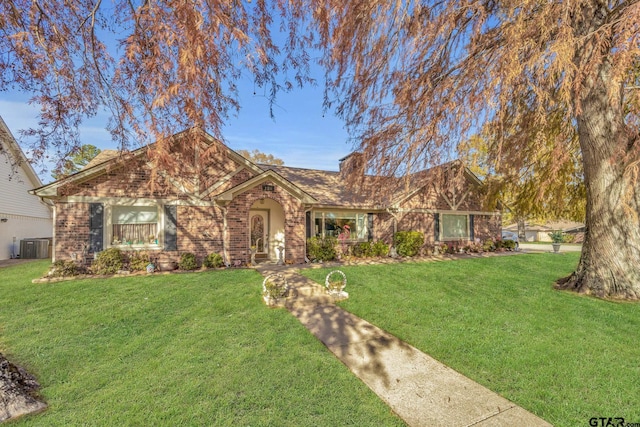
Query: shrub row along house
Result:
<box><xmin>30</xmin><ymin>128</ymin><xmax>501</xmax><ymax>266</ymax></box>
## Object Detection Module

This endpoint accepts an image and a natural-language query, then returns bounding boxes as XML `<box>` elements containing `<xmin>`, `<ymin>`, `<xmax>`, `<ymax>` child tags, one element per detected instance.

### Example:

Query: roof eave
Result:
<box><xmin>214</xmin><ymin>170</ymin><xmax>318</xmax><ymax>205</ymax></box>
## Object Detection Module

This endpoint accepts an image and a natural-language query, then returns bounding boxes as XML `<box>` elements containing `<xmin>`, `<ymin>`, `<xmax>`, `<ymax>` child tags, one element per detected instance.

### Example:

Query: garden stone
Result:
<box><xmin>0</xmin><ymin>353</ymin><xmax>47</xmax><ymax>422</ymax></box>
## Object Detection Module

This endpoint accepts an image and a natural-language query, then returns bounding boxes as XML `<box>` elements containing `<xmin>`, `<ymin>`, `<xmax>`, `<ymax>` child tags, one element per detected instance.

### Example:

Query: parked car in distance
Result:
<box><xmin>501</xmin><ymin>230</ymin><xmax>519</xmax><ymax>249</ymax></box>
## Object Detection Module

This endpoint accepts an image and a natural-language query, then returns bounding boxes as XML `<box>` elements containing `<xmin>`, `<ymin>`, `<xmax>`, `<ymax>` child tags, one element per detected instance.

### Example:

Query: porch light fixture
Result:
<box><xmin>0</xmin><ymin>218</ymin><xmax>7</xmax><ymax>223</ymax></box>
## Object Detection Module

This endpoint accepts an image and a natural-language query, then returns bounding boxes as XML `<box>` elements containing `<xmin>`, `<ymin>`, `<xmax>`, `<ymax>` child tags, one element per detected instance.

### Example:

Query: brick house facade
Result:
<box><xmin>31</xmin><ymin>128</ymin><xmax>501</xmax><ymax>266</ymax></box>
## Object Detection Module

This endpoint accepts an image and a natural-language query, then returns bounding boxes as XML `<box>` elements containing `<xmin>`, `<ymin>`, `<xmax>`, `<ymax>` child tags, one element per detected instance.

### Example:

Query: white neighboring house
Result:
<box><xmin>0</xmin><ymin>116</ymin><xmax>52</xmax><ymax>260</ymax></box>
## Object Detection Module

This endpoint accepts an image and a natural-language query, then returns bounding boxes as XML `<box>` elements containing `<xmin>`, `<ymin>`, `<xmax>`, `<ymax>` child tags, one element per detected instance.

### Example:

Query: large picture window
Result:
<box><xmin>314</xmin><ymin>212</ymin><xmax>368</xmax><ymax>240</ymax></box>
<box><xmin>441</xmin><ymin>214</ymin><xmax>469</xmax><ymax>240</ymax></box>
<box><xmin>111</xmin><ymin>205</ymin><xmax>159</xmax><ymax>245</ymax></box>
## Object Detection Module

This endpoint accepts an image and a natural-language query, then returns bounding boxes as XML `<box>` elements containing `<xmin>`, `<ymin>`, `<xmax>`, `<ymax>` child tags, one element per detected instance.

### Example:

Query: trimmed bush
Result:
<box><xmin>482</xmin><ymin>238</ymin><xmax>495</xmax><ymax>252</ymax></box>
<box><xmin>92</xmin><ymin>248</ymin><xmax>124</xmax><ymax>275</ymax></box>
<box><xmin>128</xmin><ymin>251</ymin><xmax>151</xmax><ymax>272</ymax></box>
<box><xmin>306</xmin><ymin>236</ymin><xmax>337</xmax><ymax>261</ymax></box>
<box><xmin>178</xmin><ymin>252</ymin><xmax>199</xmax><ymax>270</ymax></box>
<box><xmin>352</xmin><ymin>242</ymin><xmax>373</xmax><ymax>258</ymax></box>
<box><xmin>204</xmin><ymin>253</ymin><xmax>224</xmax><ymax>268</ymax></box>
<box><xmin>48</xmin><ymin>260</ymin><xmax>85</xmax><ymax>277</ymax></box>
<box><xmin>502</xmin><ymin>239</ymin><xmax>517</xmax><ymax>250</ymax></box>
<box><xmin>371</xmin><ymin>240</ymin><xmax>389</xmax><ymax>257</ymax></box>
<box><xmin>394</xmin><ymin>231</ymin><xmax>424</xmax><ymax>257</ymax></box>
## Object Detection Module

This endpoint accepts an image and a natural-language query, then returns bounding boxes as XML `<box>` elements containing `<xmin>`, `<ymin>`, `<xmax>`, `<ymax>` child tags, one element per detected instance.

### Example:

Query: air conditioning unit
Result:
<box><xmin>20</xmin><ymin>239</ymin><xmax>51</xmax><ymax>259</ymax></box>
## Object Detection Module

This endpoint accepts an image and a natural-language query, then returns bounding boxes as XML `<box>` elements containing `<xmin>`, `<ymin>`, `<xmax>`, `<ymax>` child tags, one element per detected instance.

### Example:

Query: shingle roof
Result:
<box><xmin>83</xmin><ymin>150</ymin><xmax>120</xmax><ymax>169</ymax></box>
<box><xmin>32</xmin><ymin>127</ymin><xmax>481</xmax><ymax>210</ymax></box>
<box><xmin>259</xmin><ymin>164</ymin><xmax>418</xmax><ymax>209</ymax></box>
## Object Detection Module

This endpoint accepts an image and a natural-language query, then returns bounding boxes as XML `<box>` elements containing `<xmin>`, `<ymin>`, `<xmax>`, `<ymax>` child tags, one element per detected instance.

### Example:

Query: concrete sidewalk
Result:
<box><xmin>257</xmin><ymin>264</ymin><xmax>552</xmax><ymax>427</ymax></box>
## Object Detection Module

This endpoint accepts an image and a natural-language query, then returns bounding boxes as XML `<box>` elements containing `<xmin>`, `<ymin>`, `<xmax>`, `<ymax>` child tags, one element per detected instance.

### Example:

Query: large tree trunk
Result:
<box><xmin>557</xmin><ymin>37</ymin><xmax>640</xmax><ymax>299</ymax></box>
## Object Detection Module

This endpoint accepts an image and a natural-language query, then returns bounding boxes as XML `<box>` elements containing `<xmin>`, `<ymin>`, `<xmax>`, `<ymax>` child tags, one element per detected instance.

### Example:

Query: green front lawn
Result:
<box><xmin>0</xmin><ymin>262</ymin><xmax>404</xmax><ymax>426</ymax></box>
<box><xmin>302</xmin><ymin>253</ymin><xmax>640</xmax><ymax>427</ymax></box>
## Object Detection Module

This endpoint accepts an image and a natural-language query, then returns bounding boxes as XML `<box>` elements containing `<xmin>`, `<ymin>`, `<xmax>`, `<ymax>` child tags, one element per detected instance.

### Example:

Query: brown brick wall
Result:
<box><xmin>59</xmin><ymin>159</ymin><xmax>183</xmax><ymax>199</ymax></box>
<box><xmin>373</xmin><ymin>212</ymin><xmax>394</xmax><ymax>244</ymax></box>
<box><xmin>54</xmin><ymin>202</ymin><xmax>228</xmax><ymax>265</ymax></box>
<box><xmin>175</xmin><ymin>205</ymin><xmax>225</xmax><ymax>259</ymax></box>
<box><xmin>55</xmin><ymin>202</ymin><xmax>91</xmax><ymax>260</ymax></box>
<box><xmin>473</xmin><ymin>214</ymin><xmax>501</xmax><ymax>241</ymax></box>
<box><xmin>398</xmin><ymin>212</ymin><xmax>436</xmax><ymax>243</ymax></box>
<box><xmin>401</xmin><ymin>176</ymin><xmax>484</xmax><ymax>212</ymax></box>
<box><xmin>59</xmin><ymin>140</ymin><xmax>251</xmax><ymax>200</ymax></box>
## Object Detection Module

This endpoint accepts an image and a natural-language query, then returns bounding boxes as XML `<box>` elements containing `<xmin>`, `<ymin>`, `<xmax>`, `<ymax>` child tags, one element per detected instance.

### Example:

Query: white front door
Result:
<box><xmin>249</xmin><ymin>210</ymin><xmax>269</xmax><ymax>258</ymax></box>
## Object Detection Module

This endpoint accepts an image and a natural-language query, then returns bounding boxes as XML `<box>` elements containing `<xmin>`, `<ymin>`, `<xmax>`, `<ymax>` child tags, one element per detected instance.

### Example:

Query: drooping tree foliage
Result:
<box><xmin>314</xmin><ymin>0</ymin><xmax>640</xmax><ymax>299</ymax></box>
<box><xmin>1</xmin><ymin>0</ymin><xmax>639</xmax><ymax>299</ymax></box>
<box><xmin>1</xmin><ymin>0</ymin><xmax>315</xmax><ymax>169</ymax></box>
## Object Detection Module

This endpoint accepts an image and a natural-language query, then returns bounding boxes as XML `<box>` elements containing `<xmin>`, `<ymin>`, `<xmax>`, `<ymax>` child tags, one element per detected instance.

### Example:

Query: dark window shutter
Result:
<box><xmin>305</xmin><ymin>211</ymin><xmax>311</xmax><ymax>239</ymax></box>
<box><xmin>367</xmin><ymin>213</ymin><xmax>374</xmax><ymax>241</ymax></box>
<box><xmin>89</xmin><ymin>203</ymin><xmax>104</xmax><ymax>253</ymax></box>
<box><xmin>164</xmin><ymin>205</ymin><xmax>178</xmax><ymax>251</ymax></box>
<box><xmin>434</xmin><ymin>213</ymin><xmax>440</xmax><ymax>241</ymax></box>
<box><xmin>469</xmin><ymin>214</ymin><xmax>475</xmax><ymax>241</ymax></box>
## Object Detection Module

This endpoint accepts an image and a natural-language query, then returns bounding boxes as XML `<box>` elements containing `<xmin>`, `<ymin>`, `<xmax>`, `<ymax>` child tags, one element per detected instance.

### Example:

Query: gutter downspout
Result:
<box><xmin>52</xmin><ymin>203</ymin><xmax>57</xmax><ymax>262</ymax></box>
<box><xmin>216</xmin><ymin>202</ymin><xmax>231</xmax><ymax>267</ymax></box>
<box><xmin>304</xmin><ymin>206</ymin><xmax>313</xmax><ymax>263</ymax></box>
<box><xmin>386</xmin><ymin>207</ymin><xmax>400</xmax><ymax>258</ymax></box>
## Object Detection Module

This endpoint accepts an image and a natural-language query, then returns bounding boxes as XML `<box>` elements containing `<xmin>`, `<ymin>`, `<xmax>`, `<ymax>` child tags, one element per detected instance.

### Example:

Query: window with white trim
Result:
<box><xmin>111</xmin><ymin>205</ymin><xmax>160</xmax><ymax>246</ymax></box>
<box><xmin>441</xmin><ymin>214</ymin><xmax>470</xmax><ymax>240</ymax></box>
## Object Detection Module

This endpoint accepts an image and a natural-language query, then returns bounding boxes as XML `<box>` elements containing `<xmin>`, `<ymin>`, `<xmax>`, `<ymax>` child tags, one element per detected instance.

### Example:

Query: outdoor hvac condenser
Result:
<box><xmin>19</xmin><ymin>239</ymin><xmax>51</xmax><ymax>259</ymax></box>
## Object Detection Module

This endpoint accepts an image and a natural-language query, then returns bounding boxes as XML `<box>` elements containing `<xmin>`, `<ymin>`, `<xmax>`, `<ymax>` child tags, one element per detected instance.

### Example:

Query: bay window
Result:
<box><xmin>314</xmin><ymin>211</ymin><xmax>369</xmax><ymax>240</ymax></box>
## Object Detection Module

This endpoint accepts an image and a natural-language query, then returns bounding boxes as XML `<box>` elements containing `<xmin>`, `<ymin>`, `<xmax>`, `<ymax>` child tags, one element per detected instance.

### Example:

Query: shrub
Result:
<box><xmin>48</xmin><ymin>260</ymin><xmax>85</xmax><ymax>277</ymax></box>
<box><xmin>128</xmin><ymin>251</ymin><xmax>151</xmax><ymax>272</ymax></box>
<box><xmin>548</xmin><ymin>230</ymin><xmax>564</xmax><ymax>243</ymax></box>
<box><xmin>563</xmin><ymin>234</ymin><xmax>575</xmax><ymax>243</ymax></box>
<box><xmin>178</xmin><ymin>252</ymin><xmax>199</xmax><ymax>270</ymax></box>
<box><xmin>352</xmin><ymin>242</ymin><xmax>373</xmax><ymax>258</ymax></box>
<box><xmin>92</xmin><ymin>248</ymin><xmax>124</xmax><ymax>275</ymax></box>
<box><xmin>370</xmin><ymin>240</ymin><xmax>389</xmax><ymax>257</ymax></box>
<box><xmin>306</xmin><ymin>236</ymin><xmax>337</xmax><ymax>261</ymax></box>
<box><xmin>502</xmin><ymin>239</ymin><xmax>517</xmax><ymax>250</ymax></box>
<box><xmin>395</xmin><ymin>231</ymin><xmax>424</xmax><ymax>257</ymax></box>
<box><xmin>203</xmin><ymin>253</ymin><xmax>224</xmax><ymax>268</ymax></box>
<box><xmin>263</xmin><ymin>279</ymin><xmax>287</xmax><ymax>299</ymax></box>
<box><xmin>464</xmin><ymin>242</ymin><xmax>483</xmax><ymax>253</ymax></box>
<box><xmin>482</xmin><ymin>238</ymin><xmax>495</xmax><ymax>252</ymax></box>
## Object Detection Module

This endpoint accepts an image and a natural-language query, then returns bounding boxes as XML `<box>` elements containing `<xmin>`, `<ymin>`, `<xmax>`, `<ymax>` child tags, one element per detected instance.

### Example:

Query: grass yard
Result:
<box><xmin>0</xmin><ymin>261</ymin><xmax>404</xmax><ymax>426</ymax></box>
<box><xmin>302</xmin><ymin>253</ymin><xmax>640</xmax><ymax>427</ymax></box>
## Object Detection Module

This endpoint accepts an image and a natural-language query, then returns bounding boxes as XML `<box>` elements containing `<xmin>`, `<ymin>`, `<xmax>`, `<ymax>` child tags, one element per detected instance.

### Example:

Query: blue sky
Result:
<box><xmin>0</xmin><ymin>74</ymin><xmax>353</xmax><ymax>183</ymax></box>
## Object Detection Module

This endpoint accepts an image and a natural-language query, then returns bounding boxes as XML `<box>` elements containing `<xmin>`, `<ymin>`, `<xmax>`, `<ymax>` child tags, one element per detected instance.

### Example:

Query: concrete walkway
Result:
<box><xmin>256</xmin><ymin>264</ymin><xmax>552</xmax><ymax>427</ymax></box>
